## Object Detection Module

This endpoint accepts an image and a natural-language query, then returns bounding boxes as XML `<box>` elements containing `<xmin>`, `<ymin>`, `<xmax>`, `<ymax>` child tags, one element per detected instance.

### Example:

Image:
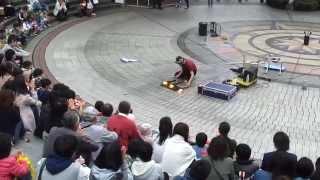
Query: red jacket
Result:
<box><xmin>106</xmin><ymin>114</ymin><xmax>140</xmax><ymax>148</ymax></box>
<box><xmin>0</xmin><ymin>156</ymin><xmax>29</xmax><ymax>180</ymax></box>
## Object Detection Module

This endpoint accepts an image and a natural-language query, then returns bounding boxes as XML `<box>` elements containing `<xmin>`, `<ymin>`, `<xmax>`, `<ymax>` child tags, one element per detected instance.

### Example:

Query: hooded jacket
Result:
<box><xmin>37</xmin><ymin>156</ymin><xmax>90</xmax><ymax>180</ymax></box>
<box><xmin>0</xmin><ymin>156</ymin><xmax>29</xmax><ymax>180</ymax></box>
<box><xmin>90</xmin><ymin>163</ymin><xmax>133</xmax><ymax>180</ymax></box>
<box><xmin>161</xmin><ymin>135</ymin><xmax>196</xmax><ymax>177</ymax></box>
<box><xmin>131</xmin><ymin>159</ymin><xmax>164</xmax><ymax>180</ymax></box>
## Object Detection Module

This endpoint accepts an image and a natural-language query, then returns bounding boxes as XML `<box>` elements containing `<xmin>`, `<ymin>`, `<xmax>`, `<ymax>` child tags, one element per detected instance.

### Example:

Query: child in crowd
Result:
<box><xmin>94</xmin><ymin>100</ymin><xmax>104</xmax><ymax>113</ymax></box>
<box><xmin>37</xmin><ymin>78</ymin><xmax>51</xmax><ymax>104</ymax></box>
<box><xmin>139</xmin><ymin>123</ymin><xmax>153</xmax><ymax>144</ymax></box>
<box><xmin>99</xmin><ymin>103</ymin><xmax>113</xmax><ymax>124</ymax></box>
<box><xmin>18</xmin><ymin>6</ymin><xmax>28</xmax><ymax>23</ymax></box>
<box><xmin>30</xmin><ymin>68</ymin><xmax>43</xmax><ymax>87</ymax></box>
<box><xmin>192</xmin><ymin>132</ymin><xmax>208</xmax><ymax>160</ymax></box>
<box><xmin>0</xmin><ymin>132</ymin><xmax>30</xmax><ymax>180</ymax></box>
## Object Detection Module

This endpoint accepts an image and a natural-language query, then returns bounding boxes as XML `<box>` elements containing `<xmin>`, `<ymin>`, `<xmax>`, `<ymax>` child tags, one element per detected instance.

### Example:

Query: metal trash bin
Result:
<box><xmin>198</xmin><ymin>22</ymin><xmax>207</xmax><ymax>36</ymax></box>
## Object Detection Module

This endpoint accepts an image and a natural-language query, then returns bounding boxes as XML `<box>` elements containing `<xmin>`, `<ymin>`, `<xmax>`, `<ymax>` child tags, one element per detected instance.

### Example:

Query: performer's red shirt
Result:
<box><xmin>182</xmin><ymin>59</ymin><xmax>197</xmax><ymax>75</ymax></box>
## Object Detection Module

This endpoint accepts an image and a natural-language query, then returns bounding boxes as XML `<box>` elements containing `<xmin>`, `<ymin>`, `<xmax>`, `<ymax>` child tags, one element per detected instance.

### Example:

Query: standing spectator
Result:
<box><xmin>174</xmin><ymin>160</ymin><xmax>211</xmax><ymax>180</ymax></box>
<box><xmin>152</xmin><ymin>0</ymin><xmax>162</xmax><ymax>9</ymax></box>
<box><xmin>161</xmin><ymin>122</ymin><xmax>196</xmax><ymax>177</ymax></box>
<box><xmin>204</xmin><ymin>136</ymin><xmax>235</xmax><ymax>180</ymax></box>
<box><xmin>311</xmin><ymin>157</ymin><xmax>320</xmax><ymax>180</ymax></box>
<box><xmin>0</xmin><ymin>132</ymin><xmax>30</xmax><ymax>180</ymax></box>
<box><xmin>152</xmin><ymin>116</ymin><xmax>173</xmax><ymax>163</ymax></box>
<box><xmin>234</xmin><ymin>144</ymin><xmax>259</xmax><ymax>179</ymax></box>
<box><xmin>184</xmin><ymin>0</ymin><xmax>189</xmax><ymax>8</ymax></box>
<box><xmin>90</xmin><ymin>141</ymin><xmax>133</xmax><ymax>180</ymax></box>
<box><xmin>37</xmin><ymin>135</ymin><xmax>91</xmax><ymax>180</ymax></box>
<box><xmin>12</xmin><ymin>75</ymin><xmax>41</xmax><ymax>141</ymax></box>
<box><xmin>295</xmin><ymin>157</ymin><xmax>314</xmax><ymax>180</ymax></box>
<box><xmin>208</xmin><ymin>0</ymin><xmax>213</xmax><ymax>7</ymax></box>
<box><xmin>131</xmin><ymin>141</ymin><xmax>165</xmax><ymax>180</ymax></box>
<box><xmin>192</xmin><ymin>132</ymin><xmax>208</xmax><ymax>160</ymax></box>
<box><xmin>261</xmin><ymin>131</ymin><xmax>297</xmax><ymax>172</ymax></box>
<box><xmin>53</xmin><ymin>0</ymin><xmax>67</xmax><ymax>21</ymax></box>
<box><xmin>218</xmin><ymin>122</ymin><xmax>237</xmax><ymax>158</ymax></box>
<box><xmin>0</xmin><ymin>90</ymin><xmax>22</xmax><ymax>142</ymax></box>
<box><xmin>106</xmin><ymin>101</ymin><xmax>141</xmax><ymax>148</ymax></box>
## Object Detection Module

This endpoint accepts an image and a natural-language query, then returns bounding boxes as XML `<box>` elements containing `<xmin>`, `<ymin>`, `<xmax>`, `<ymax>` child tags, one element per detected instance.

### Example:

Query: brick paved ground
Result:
<box><xmin>21</xmin><ymin>3</ymin><xmax>320</xmax><ymax>163</ymax></box>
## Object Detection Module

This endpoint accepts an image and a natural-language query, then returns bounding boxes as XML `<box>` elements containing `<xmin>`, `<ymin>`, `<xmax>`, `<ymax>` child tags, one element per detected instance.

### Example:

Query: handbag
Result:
<box><xmin>209</xmin><ymin>158</ymin><xmax>233</xmax><ymax>180</ymax></box>
<box><xmin>37</xmin><ymin>159</ymin><xmax>47</xmax><ymax>180</ymax></box>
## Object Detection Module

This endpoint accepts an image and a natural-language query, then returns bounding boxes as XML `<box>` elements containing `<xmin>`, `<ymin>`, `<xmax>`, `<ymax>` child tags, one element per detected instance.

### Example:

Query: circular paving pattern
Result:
<box><xmin>207</xmin><ymin>21</ymin><xmax>320</xmax><ymax>74</ymax></box>
<box><xmin>43</xmin><ymin>9</ymin><xmax>320</xmax><ymax>161</ymax></box>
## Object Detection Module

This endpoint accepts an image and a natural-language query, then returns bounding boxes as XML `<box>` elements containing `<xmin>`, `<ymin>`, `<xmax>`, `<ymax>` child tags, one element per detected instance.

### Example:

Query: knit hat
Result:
<box><xmin>82</xmin><ymin>106</ymin><xmax>99</xmax><ymax>122</ymax></box>
<box><xmin>139</xmin><ymin>123</ymin><xmax>152</xmax><ymax>136</ymax></box>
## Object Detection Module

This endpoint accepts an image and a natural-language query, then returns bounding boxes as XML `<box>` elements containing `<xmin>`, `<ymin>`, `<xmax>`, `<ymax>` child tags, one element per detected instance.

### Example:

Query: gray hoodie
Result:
<box><xmin>90</xmin><ymin>164</ymin><xmax>133</xmax><ymax>180</ymax></box>
<box><xmin>131</xmin><ymin>160</ymin><xmax>164</xmax><ymax>180</ymax></box>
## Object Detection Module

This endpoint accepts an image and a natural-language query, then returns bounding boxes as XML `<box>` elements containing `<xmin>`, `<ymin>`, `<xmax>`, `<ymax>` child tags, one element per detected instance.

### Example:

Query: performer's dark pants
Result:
<box><xmin>153</xmin><ymin>0</ymin><xmax>162</xmax><ymax>9</ymax></box>
<box><xmin>174</xmin><ymin>70</ymin><xmax>196</xmax><ymax>81</ymax></box>
<box><xmin>185</xmin><ymin>0</ymin><xmax>189</xmax><ymax>8</ymax></box>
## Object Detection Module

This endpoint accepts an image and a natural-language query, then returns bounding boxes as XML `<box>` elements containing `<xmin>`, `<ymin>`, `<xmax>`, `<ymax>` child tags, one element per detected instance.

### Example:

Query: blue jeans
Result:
<box><xmin>14</xmin><ymin>121</ymin><xmax>24</xmax><ymax>144</ymax></box>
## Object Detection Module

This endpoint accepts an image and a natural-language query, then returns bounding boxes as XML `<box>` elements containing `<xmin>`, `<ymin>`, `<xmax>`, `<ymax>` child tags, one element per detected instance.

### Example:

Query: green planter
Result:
<box><xmin>266</xmin><ymin>0</ymin><xmax>289</xmax><ymax>9</ymax></box>
<box><xmin>294</xmin><ymin>0</ymin><xmax>319</xmax><ymax>11</ymax></box>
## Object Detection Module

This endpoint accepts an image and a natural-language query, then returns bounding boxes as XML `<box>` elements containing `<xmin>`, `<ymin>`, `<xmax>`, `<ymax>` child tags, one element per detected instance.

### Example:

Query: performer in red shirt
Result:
<box><xmin>174</xmin><ymin>56</ymin><xmax>197</xmax><ymax>87</ymax></box>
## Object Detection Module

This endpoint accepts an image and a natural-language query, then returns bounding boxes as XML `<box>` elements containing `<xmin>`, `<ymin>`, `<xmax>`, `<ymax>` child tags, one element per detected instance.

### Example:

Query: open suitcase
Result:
<box><xmin>198</xmin><ymin>82</ymin><xmax>237</xmax><ymax>100</ymax></box>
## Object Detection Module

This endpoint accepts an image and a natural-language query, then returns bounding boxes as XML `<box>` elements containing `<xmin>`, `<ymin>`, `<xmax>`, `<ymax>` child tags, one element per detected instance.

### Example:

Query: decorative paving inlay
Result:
<box><xmin>207</xmin><ymin>21</ymin><xmax>320</xmax><ymax>75</ymax></box>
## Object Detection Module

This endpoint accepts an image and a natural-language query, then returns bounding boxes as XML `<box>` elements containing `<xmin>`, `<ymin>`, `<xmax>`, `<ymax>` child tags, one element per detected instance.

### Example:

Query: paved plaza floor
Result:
<box><xmin>21</xmin><ymin>2</ymin><xmax>320</xmax><ymax>163</ymax></box>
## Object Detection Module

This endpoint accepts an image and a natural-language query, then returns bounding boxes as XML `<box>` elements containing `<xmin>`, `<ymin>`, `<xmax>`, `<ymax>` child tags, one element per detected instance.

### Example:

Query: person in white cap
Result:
<box><xmin>80</xmin><ymin>106</ymin><xmax>118</xmax><ymax>160</ymax></box>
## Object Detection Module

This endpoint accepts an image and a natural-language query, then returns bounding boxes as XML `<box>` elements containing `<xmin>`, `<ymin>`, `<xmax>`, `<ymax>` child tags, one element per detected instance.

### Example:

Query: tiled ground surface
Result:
<box><xmin>21</xmin><ymin>3</ymin><xmax>320</xmax><ymax>163</ymax></box>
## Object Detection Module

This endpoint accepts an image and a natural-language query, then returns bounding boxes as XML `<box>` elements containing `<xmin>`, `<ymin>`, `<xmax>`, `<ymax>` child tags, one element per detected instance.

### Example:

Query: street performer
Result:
<box><xmin>174</xmin><ymin>56</ymin><xmax>197</xmax><ymax>87</ymax></box>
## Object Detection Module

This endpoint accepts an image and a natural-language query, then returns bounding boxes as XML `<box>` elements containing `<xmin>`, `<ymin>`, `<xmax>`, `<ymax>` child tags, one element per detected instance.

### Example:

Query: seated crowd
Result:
<box><xmin>0</xmin><ymin>57</ymin><xmax>320</xmax><ymax>180</ymax></box>
<box><xmin>0</xmin><ymin>3</ymin><xmax>319</xmax><ymax>180</ymax></box>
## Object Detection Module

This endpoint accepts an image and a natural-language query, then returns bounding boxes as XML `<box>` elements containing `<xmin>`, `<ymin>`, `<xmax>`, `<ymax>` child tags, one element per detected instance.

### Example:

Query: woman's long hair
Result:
<box><xmin>158</xmin><ymin>116</ymin><xmax>173</xmax><ymax>145</ymax></box>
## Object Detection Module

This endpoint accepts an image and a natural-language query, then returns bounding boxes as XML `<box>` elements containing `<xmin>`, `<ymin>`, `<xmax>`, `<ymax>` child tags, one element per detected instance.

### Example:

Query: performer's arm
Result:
<box><xmin>175</xmin><ymin>70</ymin><xmax>183</xmax><ymax>78</ymax></box>
<box><xmin>187</xmin><ymin>71</ymin><xmax>194</xmax><ymax>87</ymax></box>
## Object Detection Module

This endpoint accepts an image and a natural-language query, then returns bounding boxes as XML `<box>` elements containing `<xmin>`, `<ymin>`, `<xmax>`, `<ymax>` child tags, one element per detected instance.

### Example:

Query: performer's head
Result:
<box><xmin>175</xmin><ymin>56</ymin><xmax>185</xmax><ymax>65</ymax></box>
